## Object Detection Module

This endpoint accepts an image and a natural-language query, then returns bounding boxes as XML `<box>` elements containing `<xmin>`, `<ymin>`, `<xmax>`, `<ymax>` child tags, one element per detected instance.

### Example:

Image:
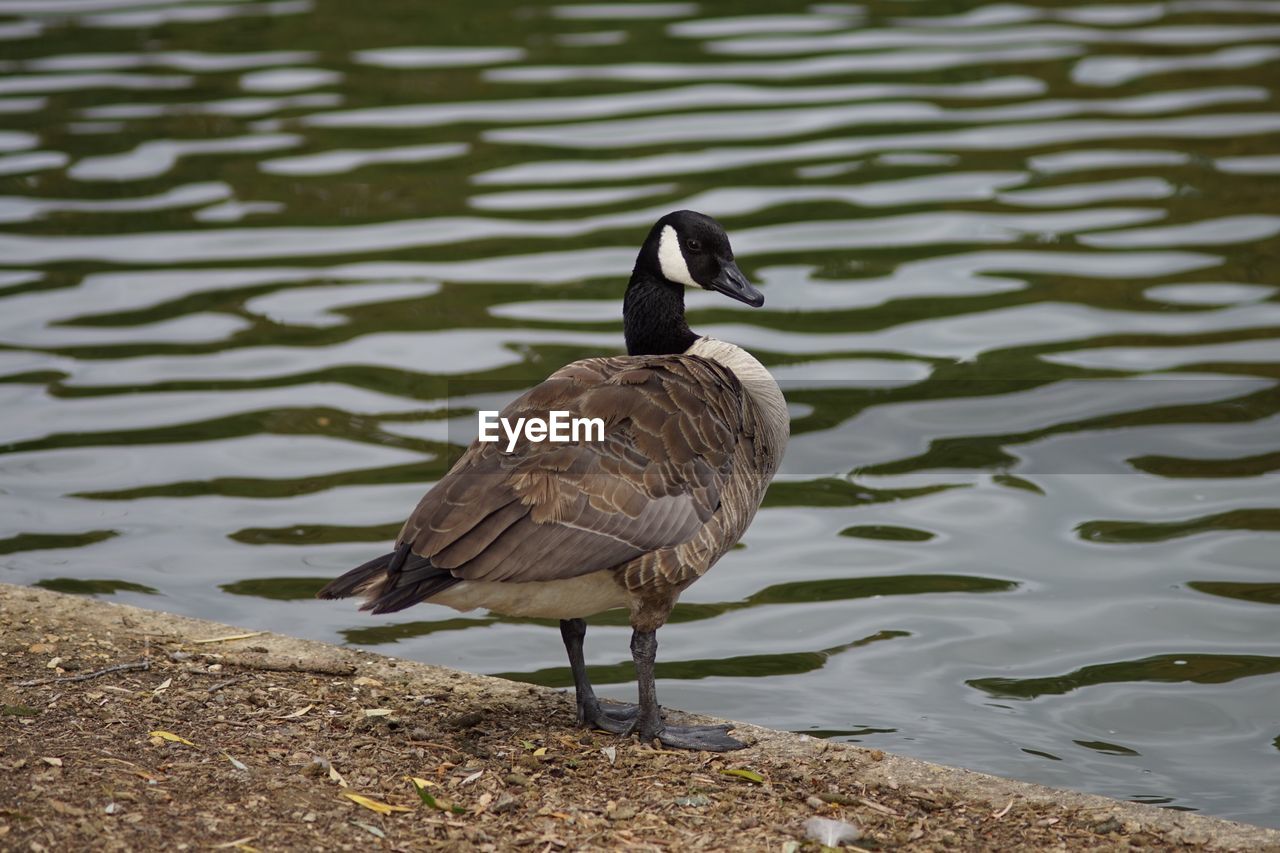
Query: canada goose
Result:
<box><xmin>318</xmin><ymin>210</ymin><xmax>788</xmax><ymax>751</ymax></box>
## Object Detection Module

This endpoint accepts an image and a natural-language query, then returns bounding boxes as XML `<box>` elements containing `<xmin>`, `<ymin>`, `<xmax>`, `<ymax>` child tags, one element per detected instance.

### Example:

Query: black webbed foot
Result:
<box><xmin>562</xmin><ymin>621</ymin><xmax>743</xmax><ymax>753</ymax></box>
<box><xmin>597</xmin><ymin>701</ymin><xmax>640</xmax><ymax>722</ymax></box>
<box><xmin>578</xmin><ymin>698</ymin><xmax>654</xmax><ymax>734</ymax></box>
<box><xmin>655</xmin><ymin>723</ymin><xmax>746</xmax><ymax>752</ymax></box>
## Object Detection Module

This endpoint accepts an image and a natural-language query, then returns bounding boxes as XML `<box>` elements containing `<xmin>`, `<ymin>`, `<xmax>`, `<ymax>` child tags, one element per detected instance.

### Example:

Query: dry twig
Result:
<box><xmin>221</xmin><ymin>656</ymin><xmax>355</xmax><ymax>676</ymax></box>
<box><xmin>207</xmin><ymin>676</ymin><xmax>251</xmax><ymax>693</ymax></box>
<box><xmin>14</xmin><ymin>660</ymin><xmax>151</xmax><ymax>687</ymax></box>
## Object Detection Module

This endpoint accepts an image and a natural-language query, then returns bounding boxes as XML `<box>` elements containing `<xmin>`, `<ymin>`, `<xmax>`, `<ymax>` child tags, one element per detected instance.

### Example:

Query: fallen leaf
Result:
<box><xmin>223</xmin><ymin>753</ymin><xmax>248</xmax><ymax>772</ymax></box>
<box><xmin>363</xmin><ymin>708</ymin><xmax>393</xmax><ymax>717</ymax></box>
<box><xmin>532</xmin><ymin>746</ymin><xmax>548</xmax><ymax>757</ymax></box>
<box><xmin>329</xmin><ymin>765</ymin><xmax>349</xmax><ymax>788</ymax></box>
<box><xmin>148</xmin><ymin>730</ymin><xmax>196</xmax><ymax>747</ymax></box>
<box><xmin>461</xmin><ymin>770</ymin><xmax>483</xmax><ymax>786</ymax></box>
<box><xmin>407</xmin><ymin>775</ymin><xmax>436</xmax><ymax>789</ymax></box>
<box><xmin>350</xmin><ymin>821</ymin><xmax>385</xmax><ymax>839</ymax></box>
<box><xmin>601</xmin><ymin>746</ymin><xmax>617</xmax><ymax>764</ymax></box>
<box><xmin>409</xmin><ymin>778</ymin><xmax>466</xmax><ymax>814</ymax></box>
<box><xmin>993</xmin><ymin>799</ymin><xmax>1015</xmax><ymax>819</ymax></box>
<box><xmin>282</xmin><ymin>704</ymin><xmax>313</xmax><ymax>719</ymax></box>
<box><xmin>212</xmin><ymin>836</ymin><xmax>259</xmax><ymax>850</ymax></box>
<box><xmin>40</xmin><ymin>756</ymin><xmax>63</xmax><ymax>767</ymax></box>
<box><xmin>352</xmin><ymin>676</ymin><xmax>383</xmax><ymax>687</ymax></box>
<box><xmin>341</xmin><ymin>791</ymin><xmax>413</xmax><ymax>815</ymax></box>
<box><xmin>192</xmin><ymin>631</ymin><xmax>267</xmax><ymax>645</ymax></box>
<box><xmin>152</xmin><ymin>678</ymin><xmax>172</xmax><ymax>696</ymax></box>
<box><xmin>719</xmin><ymin>768</ymin><xmax>765</xmax><ymax>784</ymax></box>
<box><xmin>46</xmin><ymin>657</ymin><xmax>63</xmax><ymax>670</ymax></box>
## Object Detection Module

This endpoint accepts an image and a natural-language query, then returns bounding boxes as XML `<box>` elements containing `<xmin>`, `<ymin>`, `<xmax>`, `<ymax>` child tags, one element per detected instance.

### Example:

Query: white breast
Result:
<box><xmin>685</xmin><ymin>336</ymin><xmax>790</xmax><ymax>453</ymax></box>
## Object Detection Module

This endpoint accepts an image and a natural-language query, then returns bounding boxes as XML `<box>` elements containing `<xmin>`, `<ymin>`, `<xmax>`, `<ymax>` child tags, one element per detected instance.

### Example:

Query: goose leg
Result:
<box><xmin>559</xmin><ymin>619</ymin><xmax>638</xmax><ymax>732</ymax></box>
<box><xmin>630</xmin><ymin>628</ymin><xmax>745</xmax><ymax>752</ymax></box>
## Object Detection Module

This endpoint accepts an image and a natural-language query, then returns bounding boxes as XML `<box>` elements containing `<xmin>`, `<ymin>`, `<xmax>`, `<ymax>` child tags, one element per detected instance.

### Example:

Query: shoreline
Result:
<box><xmin>2</xmin><ymin>583</ymin><xmax>1276</xmax><ymax>851</ymax></box>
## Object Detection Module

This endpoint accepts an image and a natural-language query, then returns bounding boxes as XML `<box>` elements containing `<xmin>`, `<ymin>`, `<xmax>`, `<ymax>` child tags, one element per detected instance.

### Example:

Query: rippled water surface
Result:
<box><xmin>2</xmin><ymin>0</ymin><xmax>1278</xmax><ymax>826</ymax></box>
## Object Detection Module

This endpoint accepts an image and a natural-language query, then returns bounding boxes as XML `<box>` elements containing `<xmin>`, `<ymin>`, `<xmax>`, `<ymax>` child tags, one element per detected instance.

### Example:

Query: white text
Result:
<box><xmin>478</xmin><ymin>410</ymin><xmax>605</xmax><ymax>453</ymax></box>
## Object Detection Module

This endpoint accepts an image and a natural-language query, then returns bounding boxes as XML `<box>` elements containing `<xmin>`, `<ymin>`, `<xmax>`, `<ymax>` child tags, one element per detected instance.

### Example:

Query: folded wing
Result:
<box><xmin>324</xmin><ymin>354</ymin><xmax>751</xmax><ymax>612</ymax></box>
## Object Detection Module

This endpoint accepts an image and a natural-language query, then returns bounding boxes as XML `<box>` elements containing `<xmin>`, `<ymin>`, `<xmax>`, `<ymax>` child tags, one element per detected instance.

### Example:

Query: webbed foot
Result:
<box><xmin>654</xmin><ymin>723</ymin><xmax>746</xmax><ymax>752</ymax></box>
<box><xmin>578</xmin><ymin>699</ymin><xmax>653</xmax><ymax>734</ymax></box>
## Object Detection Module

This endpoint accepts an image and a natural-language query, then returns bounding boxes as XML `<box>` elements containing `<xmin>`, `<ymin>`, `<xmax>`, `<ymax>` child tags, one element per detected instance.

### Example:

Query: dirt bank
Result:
<box><xmin>1</xmin><ymin>584</ymin><xmax>1276</xmax><ymax>851</ymax></box>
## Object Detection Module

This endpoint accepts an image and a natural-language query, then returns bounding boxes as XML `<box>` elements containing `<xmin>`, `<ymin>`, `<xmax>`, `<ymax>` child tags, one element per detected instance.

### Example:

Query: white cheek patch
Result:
<box><xmin>657</xmin><ymin>224</ymin><xmax>698</xmax><ymax>288</ymax></box>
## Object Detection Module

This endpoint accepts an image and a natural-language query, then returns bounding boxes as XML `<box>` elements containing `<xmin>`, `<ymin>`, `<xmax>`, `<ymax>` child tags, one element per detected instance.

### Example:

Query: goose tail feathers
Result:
<box><xmin>316</xmin><ymin>543</ymin><xmax>461</xmax><ymax>615</ymax></box>
<box><xmin>315</xmin><ymin>550</ymin><xmax>398</xmax><ymax>601</ymax></box>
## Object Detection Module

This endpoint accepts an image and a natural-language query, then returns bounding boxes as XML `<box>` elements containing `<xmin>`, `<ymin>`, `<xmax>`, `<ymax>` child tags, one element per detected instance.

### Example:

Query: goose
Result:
<box><xmin>318</xmin><ymin>210</ymin><xmax>788</xmax><ymax>751</ymax></box>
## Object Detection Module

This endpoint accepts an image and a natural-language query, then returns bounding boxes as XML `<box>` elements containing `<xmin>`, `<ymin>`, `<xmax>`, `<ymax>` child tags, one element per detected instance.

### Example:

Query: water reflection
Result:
<box><xmin>498</xmin><ymin>629</ymin><xmax>909</xmax><ymax>688</ymax></box>
<box><xmin>970</xmin><ymin>654</ymin><xmax>1280</xmax><ymax>699</ymax></box>
<box><xmin>1186</xmin><ymin>582</ymin><xmax>1280</xmax><ymax>606</ymax></box>
<box><xmin>34</xmin><ymin>577</ymin><xmax>158</xmax><ymax>595</ymax></box>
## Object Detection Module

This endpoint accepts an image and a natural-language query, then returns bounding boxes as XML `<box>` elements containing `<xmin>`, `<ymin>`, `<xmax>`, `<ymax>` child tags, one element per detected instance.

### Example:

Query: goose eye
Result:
<box><xmin>685</xmin><ymin>238</ymin><xmax>701</xmax><ymax>252</ymax></box>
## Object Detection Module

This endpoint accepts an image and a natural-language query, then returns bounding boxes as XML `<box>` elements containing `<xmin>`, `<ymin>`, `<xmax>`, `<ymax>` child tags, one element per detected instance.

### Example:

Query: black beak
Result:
<box><xmin>708</xmin><ymin>260</ymin><xmax>764</xmax><ymax>308</ymax></box>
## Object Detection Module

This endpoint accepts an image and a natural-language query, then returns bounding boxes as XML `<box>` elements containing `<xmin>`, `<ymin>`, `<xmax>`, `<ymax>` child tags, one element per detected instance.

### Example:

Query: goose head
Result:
<box><xmin>644</xmin><ymin>210</ymin><xmax>763</xmax><ymax>308</ymax></box>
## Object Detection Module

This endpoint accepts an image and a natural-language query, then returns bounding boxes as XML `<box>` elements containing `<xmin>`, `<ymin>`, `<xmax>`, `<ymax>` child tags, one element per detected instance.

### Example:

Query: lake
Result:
<box><xmin>1</xmin><ymin>0</ymin><xmax>1277</xmax><ymax>827</ymax></box>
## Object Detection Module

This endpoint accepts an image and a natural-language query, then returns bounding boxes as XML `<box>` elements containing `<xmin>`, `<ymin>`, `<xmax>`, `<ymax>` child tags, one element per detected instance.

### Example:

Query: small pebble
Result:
<box><xmin>606</xmin><ymin>803</ymin><xmax>636</xmax><ymax>821</ymax></box>
<box><xmin>1093</xmin><ymin>817</ymin><xmax>1122</xmax><ymax>834</ymax></box>
<box><xmin>449</xmin><ymin>711</ymin><xmax>483</xmax><ymax>730</ymax></box>
<box><xmin>302</xmin><ymin>757</ymin><xmax>330</xmax><ymax>777</ymax></box>
<box><xmin>674</xmin><ymin>794</ymin><xmax>710</xmax><ymax>807</ymax></box>
<box><xmin>490</xmin><ymin>794</ymin><xmax>519</xmax><ymax>814</ymax></box>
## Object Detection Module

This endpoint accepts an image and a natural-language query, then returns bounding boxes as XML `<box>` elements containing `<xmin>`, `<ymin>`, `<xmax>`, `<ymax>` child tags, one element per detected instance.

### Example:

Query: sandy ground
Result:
<box><xmin>1</xmin><ymin>584</ymin><xmax>1277</xmax><ymax>852</ymax></box>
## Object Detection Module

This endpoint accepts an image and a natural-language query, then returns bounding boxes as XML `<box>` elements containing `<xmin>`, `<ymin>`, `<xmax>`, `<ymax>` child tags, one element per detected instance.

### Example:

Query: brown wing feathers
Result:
<box><xmin>316</xmin><ymin>354</ymin><xmax>747</xmax><ymax>613</ymax></box>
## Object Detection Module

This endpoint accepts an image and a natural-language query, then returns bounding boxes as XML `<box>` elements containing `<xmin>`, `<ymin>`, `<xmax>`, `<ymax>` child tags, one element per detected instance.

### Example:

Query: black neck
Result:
<box><xmin>624</xmin><ymin>270</ymin><xmax>698</xmax><ymax>356</ymax></box>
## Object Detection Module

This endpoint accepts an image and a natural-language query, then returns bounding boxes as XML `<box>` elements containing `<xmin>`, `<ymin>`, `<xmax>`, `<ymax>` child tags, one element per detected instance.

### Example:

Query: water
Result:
<box><xmin>2</xmin><ymin>0</ymin><xmax>1278</xmax><ymax>826</ymax></box>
